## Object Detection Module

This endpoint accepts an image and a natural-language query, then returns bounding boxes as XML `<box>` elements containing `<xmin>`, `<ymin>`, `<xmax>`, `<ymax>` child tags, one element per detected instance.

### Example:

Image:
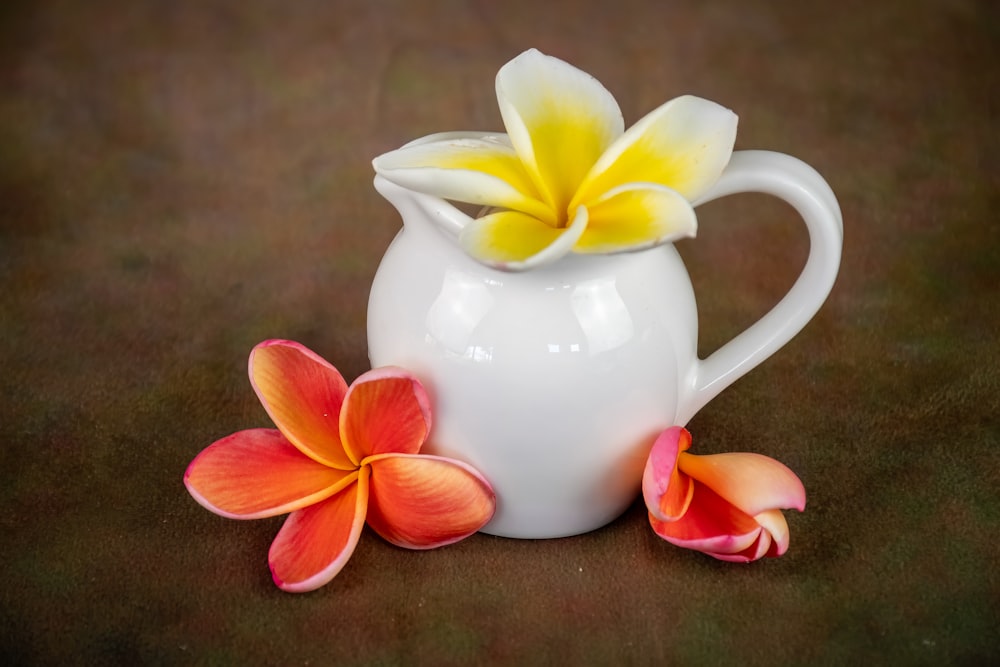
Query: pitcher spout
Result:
<box><xmin>373</xmin><ymin>175</ymin><xmax>470</xmax><ymax>238</ymax></box>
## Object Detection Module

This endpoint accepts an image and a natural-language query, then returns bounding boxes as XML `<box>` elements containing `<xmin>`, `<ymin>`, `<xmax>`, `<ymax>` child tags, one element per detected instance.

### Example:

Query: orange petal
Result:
<box><xmin>268</xmin><ymin>469</ymin><xmax>369</xmax><ymax>593</ymax></box>
<box><xmin>677</xmin><ymin>451</ymin><xmax>806</xmax><ymax>516</ymax></box>
<box><xmin>249</xmin><ymin>340</ymin><xmax>355</xmax><ymax>469</ymax></box>
<box><xmin>184</xmin><ymin>428</ymin><xmax>357</xmax><ymax>519</ymax></box>
<box><xmin>649</xmin><ymin>481</ymin><xmax>761</xmax><ymax>556</ymax></box>
<box><xmin>642</xmin><ymin>426</ymin><xmax>695</xmax><ymax>522</ymax></box>
<box><xmin>364</xmin><ymin>453</ymin><xmax>496</xmax><ymax>549</ymax></box>
<box><xmin>339</xmin><ymin>367</ymin><xmax>432</xmax><ymax>461</ymax></box>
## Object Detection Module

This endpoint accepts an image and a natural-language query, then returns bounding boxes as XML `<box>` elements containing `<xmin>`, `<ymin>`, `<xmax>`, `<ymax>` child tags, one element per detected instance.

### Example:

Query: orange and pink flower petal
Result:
<box><xmin>249</xmin><ymin>340</ymin><xmax>355</xmax><ymax>469</ymax></box>
<box><xmin>339</xmin><ymin>367</ymin><xmax>432</xmax><ymax>461</ymax></box>
<box><xmin>184</xmin><ymin>428</ymin><xmax>357</xmax><ymax>520</ymax></box>
<box><xmin>365</xmin><ymin>453</ymin><xmax>496</xmax><ymax>549</ymax></box>
<box><xmin>268</xmin><ymin>468</ymin><xmax>370</xmax><ymax>593</ymax></box>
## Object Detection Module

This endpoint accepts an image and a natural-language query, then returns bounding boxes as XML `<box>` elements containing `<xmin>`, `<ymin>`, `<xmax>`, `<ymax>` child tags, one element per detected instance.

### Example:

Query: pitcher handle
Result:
<box><xmin>677</xmin><ymin>150</ymin><xmax>843</xmax><ymax>424</ymax></box>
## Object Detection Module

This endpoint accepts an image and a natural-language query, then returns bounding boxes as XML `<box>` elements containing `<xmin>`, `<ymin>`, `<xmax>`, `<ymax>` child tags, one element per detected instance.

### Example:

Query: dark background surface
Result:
<box><xmin>2</xmin><ymin>1</ymin><xmax>997</xmax><ymax>664</ymax></box>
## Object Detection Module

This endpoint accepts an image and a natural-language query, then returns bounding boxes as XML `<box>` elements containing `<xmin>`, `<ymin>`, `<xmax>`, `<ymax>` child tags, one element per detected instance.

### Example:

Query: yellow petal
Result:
<box><xmin>677</xmin><ymin>451</ymin><xmax>806</xmax><ymax>517</ymax></box>
<box><xmin>575</xmin><ymin>95</ymin><xmax>737</xmax><ymax>205</ymax></box>
<box><xmin>574</xmin><ymin>183</ymin><xmax>697</xmax><ymax>254</ymax></box>
<box><xmin>268</xmin><ymin>468</ymin><xmax>368</xmax><ymax>593</ymax></box>
<box><xmin>496</xmin><ymin>49</ymin><xmax>624</xmax><ymax>217</ymax></box>
<box><xmin>373</xmin><ymin>134</ymin><xmax>553</xmax><ymax>222</ymax></box>
<box><xmin>364</xmin><ymin>453</ymin><xmax>495</xmax><ymax>549</ymax></box>
<box><xmin>459</xmin><ymin>205</ymin><xmax>588</xmax><ymax>271</ymax></box>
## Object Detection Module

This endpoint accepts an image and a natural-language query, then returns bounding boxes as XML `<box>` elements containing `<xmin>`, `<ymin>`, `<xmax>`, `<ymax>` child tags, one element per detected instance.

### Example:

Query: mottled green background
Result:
<box><xmin>2</xmin><ymin>0</ymin><xmax>997</xmax><ymax>664</ymax></box>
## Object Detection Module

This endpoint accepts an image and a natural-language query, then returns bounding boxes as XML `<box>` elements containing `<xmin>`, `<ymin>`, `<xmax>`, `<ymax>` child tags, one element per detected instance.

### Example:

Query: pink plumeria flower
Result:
<box><xmin>184</xmin><ymin>340</ymin><xmax>496</xmax><ymax>593</ymax></box>
<box><xmin>642</xmin><ymin>426</ymin><xmax>806</xmax><ymax>562</ymax></box>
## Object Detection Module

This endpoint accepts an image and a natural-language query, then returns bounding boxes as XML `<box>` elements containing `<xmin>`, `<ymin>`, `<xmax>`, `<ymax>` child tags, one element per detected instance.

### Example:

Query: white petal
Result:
<box><xmin>576</xmin><ymin>95</ymin><xmax>738</xmax><ymax>204</ymax></box>
<box><xmin>496</xmin><ymin>49</ymin><xmax>624</xmax><ymax>216</ymax></box>
<box><xmin>460</xmin><ymin>205</ymin><xmax>588</xmax><ymax>272</ymax></box>
<box><xmin>400</xmin><ymin>130</ymin><xmax>511</xmax><ymax>149</ymax></box>
<box><xmin>575</xmin><ymin>183</ymin><xmax>697</xmax><ymax>254</ymax></box>
<box><xmin>373</xmin><ymin>135</ymin><xmax>552</xmax><ymax>221</ymax></box>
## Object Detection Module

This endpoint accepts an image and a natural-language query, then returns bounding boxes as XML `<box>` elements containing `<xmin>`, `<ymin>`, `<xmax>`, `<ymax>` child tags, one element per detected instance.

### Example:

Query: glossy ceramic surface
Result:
<box><xmin>368</xmin><ymin>150</ymin><xmax>842</xmax><ymax>538</ymax></box>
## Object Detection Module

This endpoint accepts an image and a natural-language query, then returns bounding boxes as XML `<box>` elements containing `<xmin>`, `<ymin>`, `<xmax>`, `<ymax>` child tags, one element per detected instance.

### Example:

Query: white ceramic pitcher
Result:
<box><xmin>367</xmin><ymin>149</ymin><xmax>842</xmax><ymax>539</ymax></box>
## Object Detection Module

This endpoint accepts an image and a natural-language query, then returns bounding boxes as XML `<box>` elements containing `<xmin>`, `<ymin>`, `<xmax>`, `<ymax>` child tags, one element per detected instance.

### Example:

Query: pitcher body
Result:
<box><xmin>368</xmin><ymin>180</ymin><xmax>707</xmax><ymax>537</ymax></box>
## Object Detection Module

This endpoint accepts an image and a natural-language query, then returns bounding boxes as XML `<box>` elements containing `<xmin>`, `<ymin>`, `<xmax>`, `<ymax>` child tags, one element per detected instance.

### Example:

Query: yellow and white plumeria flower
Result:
<box><xmin>373</xmin><ymin>48</ymin><xmax>739</xmax><ymax>271</ymax></box>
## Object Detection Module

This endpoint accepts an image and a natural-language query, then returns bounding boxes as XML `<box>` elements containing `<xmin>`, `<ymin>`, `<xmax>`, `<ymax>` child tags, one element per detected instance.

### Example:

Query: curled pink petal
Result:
<box><xmin>642</xmin><ymin>426</ymin><xmax>695</xmax><ymax>522</ymax></box>
<box><xmin>708</xmin><ymin>527</ymin><xmax>773</xmax><ymax>563</ymax></box>
<box><xmin>755</xmin><ymin>508</ymin><xmax>791</xmax><ymax>558</ymax></box>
